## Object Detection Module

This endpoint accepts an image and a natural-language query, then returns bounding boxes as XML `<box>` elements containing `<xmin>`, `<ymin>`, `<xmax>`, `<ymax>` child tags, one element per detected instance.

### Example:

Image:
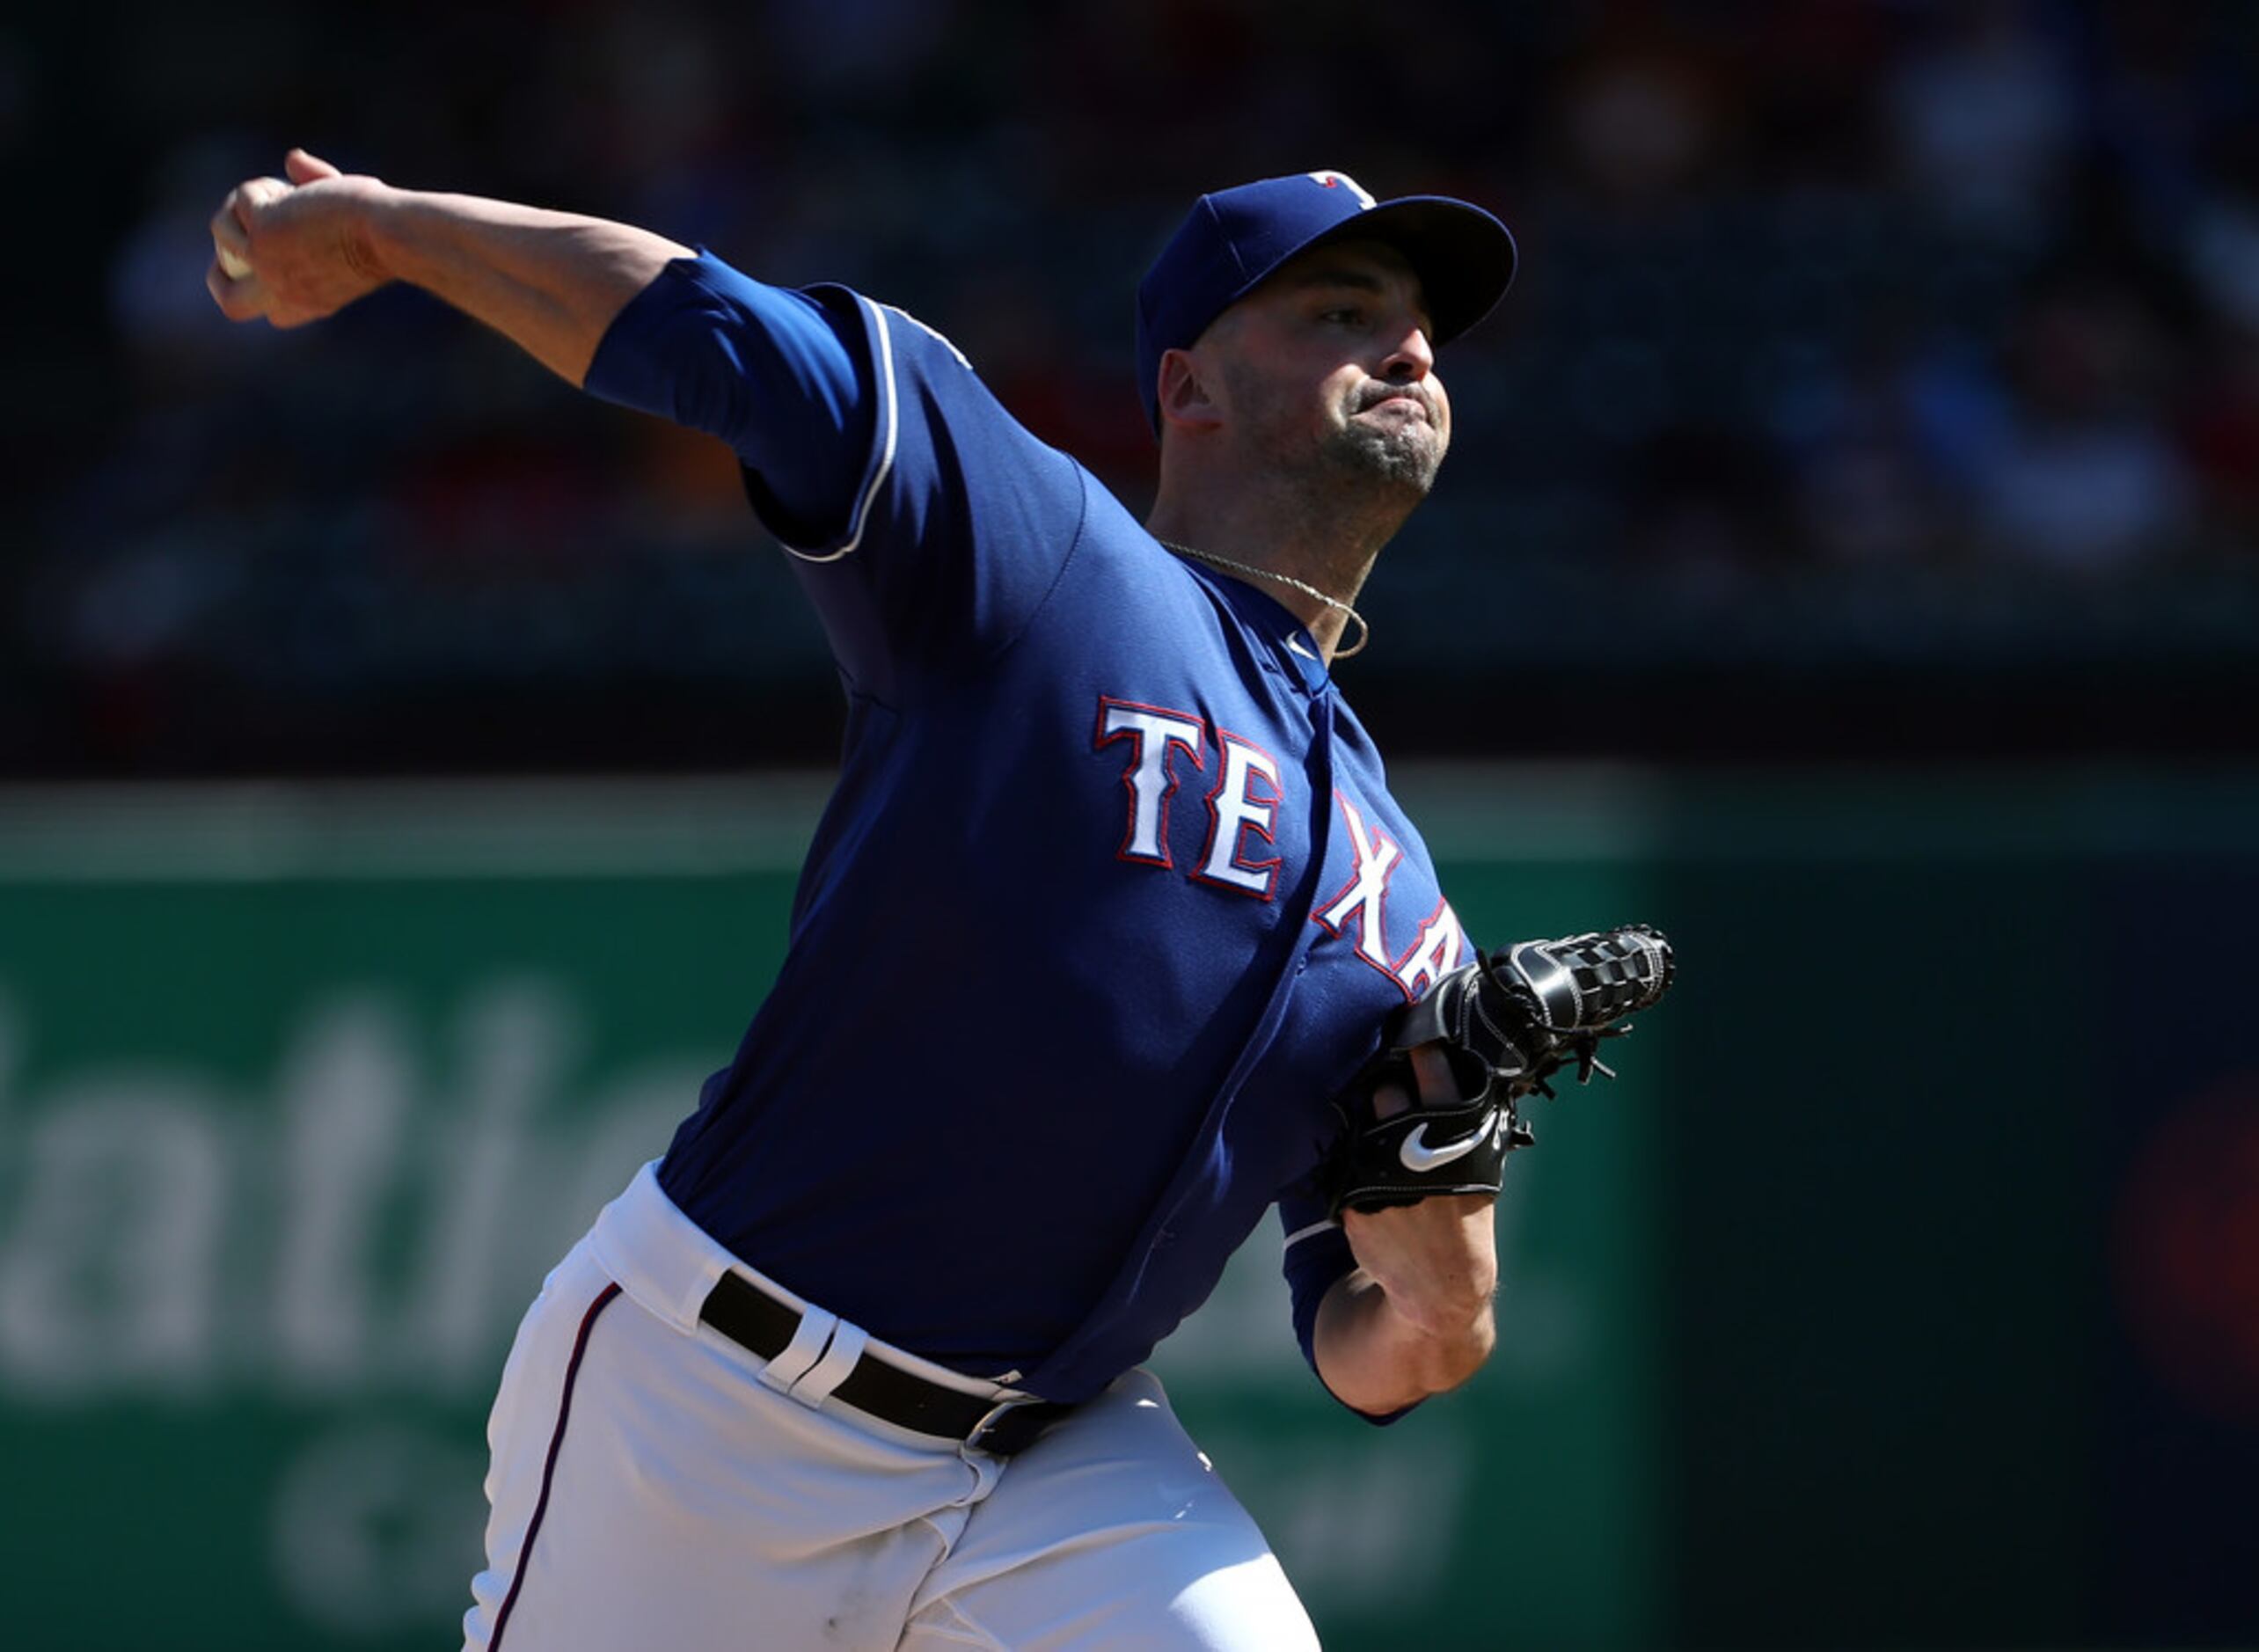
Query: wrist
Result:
<box><xmin>352</xmin><ymin>182</ymin><xmax>422</xmax><ymax>288</ymax></box>
<box><xmin>1378</xmin><ymin>1267</ymin><xmax>1495</xmax><ymax>1345</ymax></box>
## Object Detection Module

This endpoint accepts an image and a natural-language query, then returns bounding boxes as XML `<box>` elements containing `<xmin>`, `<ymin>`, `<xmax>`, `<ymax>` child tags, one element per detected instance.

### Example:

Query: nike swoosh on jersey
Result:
<box><xmin>1397</xmin><ymin>1115</ymin><xmax>1495</xmax><ymax>1173</ymax></box>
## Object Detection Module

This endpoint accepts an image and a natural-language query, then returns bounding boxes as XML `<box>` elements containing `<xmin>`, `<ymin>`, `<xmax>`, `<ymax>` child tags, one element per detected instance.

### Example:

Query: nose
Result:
<box><xmin>1379</xmin><ymin>320</ymin><xmax>1435</xmax><ymax>382</ymax></box>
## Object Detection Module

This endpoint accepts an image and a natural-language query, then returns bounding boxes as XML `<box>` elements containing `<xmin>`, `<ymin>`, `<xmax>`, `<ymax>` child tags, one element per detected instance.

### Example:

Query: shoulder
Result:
<box><xmin>816</xmin><ymin>286</ymin><xmax>1086</xmax><ymax>479</ymax></box>
<box><xmin>808</xmin><ymin>286</ymin><xmax>979</xmax><ymax>391</ymax></box>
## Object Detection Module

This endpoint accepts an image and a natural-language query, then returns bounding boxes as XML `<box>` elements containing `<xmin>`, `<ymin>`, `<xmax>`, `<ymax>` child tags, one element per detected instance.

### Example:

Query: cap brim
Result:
<box><xmin>1288</xmin><ymin>195</ymin><xmax>1518</xmax><ymax>347</ymax></box>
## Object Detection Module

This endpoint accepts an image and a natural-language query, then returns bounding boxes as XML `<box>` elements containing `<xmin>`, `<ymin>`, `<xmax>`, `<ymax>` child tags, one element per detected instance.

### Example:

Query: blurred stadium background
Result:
<box><xmin>2</xmin><ymin>1</ymin><xmax>2255</xmax><ymax>1647</ymax></box>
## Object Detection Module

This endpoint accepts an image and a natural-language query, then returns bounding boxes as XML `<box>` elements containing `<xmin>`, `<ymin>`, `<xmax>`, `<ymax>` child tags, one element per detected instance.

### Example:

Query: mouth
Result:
<box><xmin>1358</xmin><ymin>389</ymin><xmax>1432</xmax><ymax>421</ymax></box>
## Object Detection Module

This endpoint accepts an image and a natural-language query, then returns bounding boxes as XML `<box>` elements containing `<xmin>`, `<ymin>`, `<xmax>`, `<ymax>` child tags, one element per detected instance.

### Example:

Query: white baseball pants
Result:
<box><xmin>461</xmin><ymin>1164</ymin><xmax>1320</xmax><ymax>1651</ymax></box>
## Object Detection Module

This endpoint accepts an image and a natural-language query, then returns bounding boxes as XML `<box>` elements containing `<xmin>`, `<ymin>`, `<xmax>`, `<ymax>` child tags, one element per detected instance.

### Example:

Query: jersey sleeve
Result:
<box><xmin>585</xmin><ymin>252</ymin><xmax>873</xmax><ymax>548</ymax></box>
<box><xmin>584</xmin><ymin>252</ymin><xmax>1087</xmax><ymax>705</ymax></box>
<box><xmin>1276</xmin><ymin>1182</ymin><xmax>1418</xmax><ymax>1427</ymax></box>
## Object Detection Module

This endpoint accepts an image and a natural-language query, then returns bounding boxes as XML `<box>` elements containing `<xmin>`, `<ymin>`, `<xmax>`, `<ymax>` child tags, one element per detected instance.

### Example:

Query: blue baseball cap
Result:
<box><xmin>1135</xmin><ymin>170</ymin><xmax>1518</xmax><ymax>431</ymax></box>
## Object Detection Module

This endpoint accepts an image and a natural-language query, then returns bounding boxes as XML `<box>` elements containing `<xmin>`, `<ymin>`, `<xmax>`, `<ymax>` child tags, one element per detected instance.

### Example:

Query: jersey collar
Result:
<box><xmin>1178</xmin><ymin>562</ymin><xmax>1336</xmax><ymax>696</ymax></box>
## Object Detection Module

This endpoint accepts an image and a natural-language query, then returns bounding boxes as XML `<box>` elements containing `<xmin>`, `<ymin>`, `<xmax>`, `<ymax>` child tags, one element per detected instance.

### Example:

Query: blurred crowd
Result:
<box><xmin>8</xmin><ymin>0</ymin><xmax>2259</xmax><ymax>771</ymax></box>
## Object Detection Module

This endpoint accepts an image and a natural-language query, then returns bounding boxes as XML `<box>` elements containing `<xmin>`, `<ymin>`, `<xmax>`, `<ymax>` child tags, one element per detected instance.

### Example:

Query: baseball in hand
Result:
<box><xmin>216</xmin><ymin>245</ymin><xmax>253</xmax><ymax>280</ymax></box>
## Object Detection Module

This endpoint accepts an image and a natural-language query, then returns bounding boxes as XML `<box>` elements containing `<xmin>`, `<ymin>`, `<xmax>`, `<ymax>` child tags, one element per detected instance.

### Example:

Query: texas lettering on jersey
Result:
<box><xmin>1093</xmin><ymin>693</ymin><xmax>1465</xmax><ymax>999</ymax></box>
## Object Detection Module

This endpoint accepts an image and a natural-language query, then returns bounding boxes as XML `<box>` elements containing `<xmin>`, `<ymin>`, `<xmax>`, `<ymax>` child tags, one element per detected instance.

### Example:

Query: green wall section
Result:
<box><xmin>1</xmin><ymin>768</ymin><xmax>2249</xmax><ymax>1650</ymax></box>
<box><xmin>0</xmin><ymin>877</ymin><xmax>784</xmax><ymax>1650</ymax></box>
<box><xmin>1654</xmin><ymin>855</ymin><xmax>2096</xmax><ymax>1648</ymax></box>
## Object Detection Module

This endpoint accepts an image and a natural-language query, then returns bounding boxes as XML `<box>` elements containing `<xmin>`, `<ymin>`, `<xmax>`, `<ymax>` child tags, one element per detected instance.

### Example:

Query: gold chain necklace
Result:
<box><xmin>1157</xmin><ymin>540</ymin><xmax>1370</xmax><ymax>660</ymax></box>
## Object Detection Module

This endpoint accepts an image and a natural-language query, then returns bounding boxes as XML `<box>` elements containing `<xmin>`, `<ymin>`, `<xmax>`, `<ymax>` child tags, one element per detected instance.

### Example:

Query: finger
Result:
<box><xmin>230</xmin><ymin>176</ymin><xmax>289</xmax><ymax>233</ymax></box>
<box><xmin>1371</xmin><ymin>1044</ymin><xmax>1462</xmax><ymax>1122</ymax></box>
<box><xmin>1369</xmin><ymin>1078</ymin><xmax>1412</xmax><ymax>1122</ymax></box>
<box><xmin>208</xmin><ymin>199</ymin><xmax>252</xmax><ymax>261</ymax></box>
<box><xmin>285</xmin><ymin>148</ymin><xmax>340</xmax><ymax>184</ymax></box>
<box><xmin>1407</xmin><ymin>1043</ymin><xmax>1461</xmax><ymax>1107</ymax></box>
<box><xmin>209</xmin><ymin>207</ymin><xmax>253</xmax><ymax>276</ymax></box>
<box><xmin>205</xmin><ymin>259</ymin><xmax>269</xmax><ymax>322</ymax></box>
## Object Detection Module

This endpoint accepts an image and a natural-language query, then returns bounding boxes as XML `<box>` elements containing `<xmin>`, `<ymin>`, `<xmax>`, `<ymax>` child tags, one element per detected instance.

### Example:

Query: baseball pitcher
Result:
<box><xmin>208</xmin><ymin>152</ymin><xmax>1673</xmax><ymax>1650</ymax></box>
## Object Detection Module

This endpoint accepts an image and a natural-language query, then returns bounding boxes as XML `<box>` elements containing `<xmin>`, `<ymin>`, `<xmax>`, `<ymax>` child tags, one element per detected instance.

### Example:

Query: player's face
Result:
<box><xmin>1206</xmin><ymin>239</ymin><xmax>1451</xmax><ymax>498</ymax></box>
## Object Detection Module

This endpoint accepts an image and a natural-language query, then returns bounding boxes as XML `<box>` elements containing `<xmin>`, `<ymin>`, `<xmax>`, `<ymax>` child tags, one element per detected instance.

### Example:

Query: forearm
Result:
<box><xmin>211</xmin><ymin>153</ymin><xmax>865</xmax><ymax>491</ymax></box>
<box><xmin>1312</xmin><ymin>1190</ymin><xmax>1499</xmax><ymax>1415</ymax></box>
<box><xmin>363</xmin><ymin>190</ymin><xmax>693</xmax><ymax>385</ymax></box>
<box><xmin>1313</xmin><ymin>1264</ymin><xmax>1496</xmax><ymax>1415</ymax></box>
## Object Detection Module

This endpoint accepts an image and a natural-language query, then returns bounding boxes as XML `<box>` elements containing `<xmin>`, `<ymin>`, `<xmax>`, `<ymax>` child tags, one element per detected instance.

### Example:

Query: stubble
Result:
<box><xmin>1225</xmin><ymin>359</ymin><xmax>1447</xmax><ymax>515</ymax></box>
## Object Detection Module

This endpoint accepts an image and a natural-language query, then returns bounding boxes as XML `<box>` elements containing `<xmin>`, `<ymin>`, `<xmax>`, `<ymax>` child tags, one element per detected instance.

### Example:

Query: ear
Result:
<box><xmin>1156</xmin><ymin>347</ymin><xmax>1225</xmax><ymax>434</ymax></box>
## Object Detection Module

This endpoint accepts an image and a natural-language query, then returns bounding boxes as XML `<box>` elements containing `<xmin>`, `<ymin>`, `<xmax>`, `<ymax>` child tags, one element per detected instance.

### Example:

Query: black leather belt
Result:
<box><xmin>698</xmin><ymin>1271</ymin><xmax>1071</xmax><ymax>1456</ymax></box>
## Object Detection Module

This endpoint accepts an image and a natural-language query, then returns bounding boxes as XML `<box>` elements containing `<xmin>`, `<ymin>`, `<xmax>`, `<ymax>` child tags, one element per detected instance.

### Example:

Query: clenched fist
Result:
<box><xmin>207</xmin><ymin>149</ymin><xmax>394</xmax><ymax>328</ymax></box>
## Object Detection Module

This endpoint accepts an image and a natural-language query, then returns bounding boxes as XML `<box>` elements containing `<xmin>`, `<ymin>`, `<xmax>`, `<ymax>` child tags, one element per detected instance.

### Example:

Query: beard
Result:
<box><xmin>1324</xmin><ymin>395</ymin><xmax>1446</xmax><ymax>496</ymax></box>
<box><xmin>1222</xmin><ymin>355</ymin><xmax>1448</xmax><ymax>508</ymax></box>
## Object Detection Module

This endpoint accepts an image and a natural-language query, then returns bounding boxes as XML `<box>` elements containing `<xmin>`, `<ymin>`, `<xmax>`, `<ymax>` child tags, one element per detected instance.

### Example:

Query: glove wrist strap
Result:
<box><xmin>1326</xmin><ymin>1089</ymin><xmax>1519</xmax><ymax>1217</ymax></box>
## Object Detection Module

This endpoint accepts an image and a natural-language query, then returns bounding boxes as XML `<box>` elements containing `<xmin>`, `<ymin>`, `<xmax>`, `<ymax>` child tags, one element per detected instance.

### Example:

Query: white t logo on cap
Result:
<box><xmin>1307</xmin><ymin>172</ymin><xmax>1375</xmax><ymax>210</ymax></box>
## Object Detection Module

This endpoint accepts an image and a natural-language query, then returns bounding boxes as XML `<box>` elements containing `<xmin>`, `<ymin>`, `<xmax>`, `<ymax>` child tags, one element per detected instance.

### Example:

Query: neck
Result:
<box><xmin>1157</xmin><ymin>537</ymin><xmax>1371</xmax><ymax>660</ymax></box>
<box><xmin>1146</xmin><ymin>480</ymin><xmax>1408</xmax><ymax>661</ymax></box>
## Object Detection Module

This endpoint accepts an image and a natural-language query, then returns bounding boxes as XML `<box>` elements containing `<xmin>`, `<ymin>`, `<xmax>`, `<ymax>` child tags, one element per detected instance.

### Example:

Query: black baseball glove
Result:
<box><xmin>1322</xmin><ymin>925</ymin><xmax>1675</xmax><ymax>1217</ymax></box>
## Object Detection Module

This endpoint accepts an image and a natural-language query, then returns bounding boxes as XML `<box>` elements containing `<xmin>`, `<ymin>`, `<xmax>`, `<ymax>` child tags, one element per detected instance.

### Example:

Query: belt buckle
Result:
<box><xmin>963</xmin><ymin>1394</ymin><xmax>1041</xmax><ymax>1455</ymax></box>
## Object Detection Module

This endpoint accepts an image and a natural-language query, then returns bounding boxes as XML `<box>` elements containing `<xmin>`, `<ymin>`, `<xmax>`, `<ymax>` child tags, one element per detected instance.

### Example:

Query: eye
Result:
<box><xmin>1319</xmin><ymin>305</ymin><xmax>1364</xmax><ymax>326</ymax></box>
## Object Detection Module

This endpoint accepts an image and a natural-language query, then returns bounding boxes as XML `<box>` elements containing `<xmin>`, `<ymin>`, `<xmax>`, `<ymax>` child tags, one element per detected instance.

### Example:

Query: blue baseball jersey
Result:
<box><xmin>587</xmin><ymin>255</ymin><xmax>1474</xmax><ymax>1407</ymax></box>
